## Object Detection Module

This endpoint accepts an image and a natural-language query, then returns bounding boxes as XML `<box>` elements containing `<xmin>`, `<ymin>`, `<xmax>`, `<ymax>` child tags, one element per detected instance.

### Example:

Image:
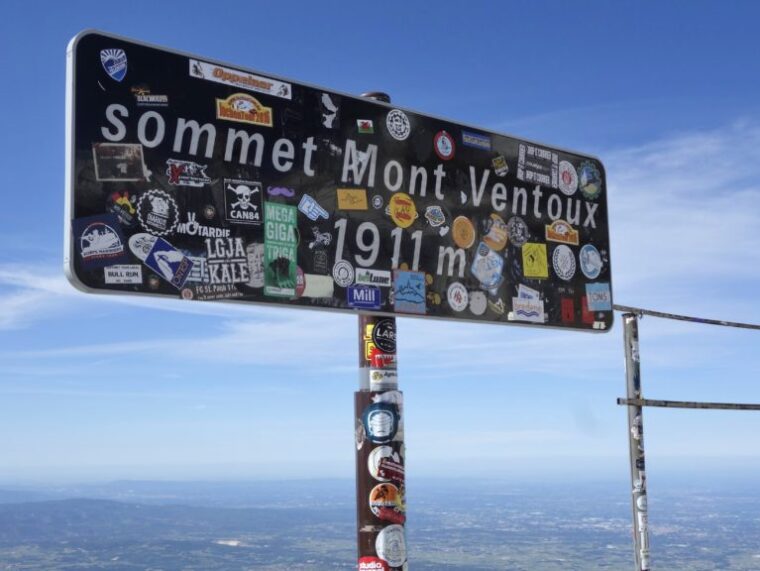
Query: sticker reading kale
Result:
<box><xmin>66</xmin><ymin>30</ymin><xmax>613</xmax><ymax>332</ymax></box>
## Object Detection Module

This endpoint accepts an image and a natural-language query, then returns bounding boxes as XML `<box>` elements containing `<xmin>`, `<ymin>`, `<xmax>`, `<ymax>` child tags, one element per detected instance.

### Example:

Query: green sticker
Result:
<box><xmin>264</xmin><ymin>202</ymin><xmax>298</xmax><ymax>297</ymax></box>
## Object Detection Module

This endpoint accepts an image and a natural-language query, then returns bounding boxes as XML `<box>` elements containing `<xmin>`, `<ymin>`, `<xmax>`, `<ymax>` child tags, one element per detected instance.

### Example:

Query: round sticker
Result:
<box><xmin>136</xmin><ymin>189</ymin><xmax>179</xmax><ymax>236</ymax></box>
<box><xmin>386</xmin><ymin>109</ymin><xmax>411</xmax><ymax>141</ymax></box>
<box><xmin>558</xmin><ymin>160</ymin><xmax>578</xmax><ymax>196</ymax></box>
<box><xmin>483</xmin><ymin>213</ymin><xmax>508</xmax><ymax>251</ymax></box>
<box><xmin>369</xmin><ymin>483</ymin><xmax>405</xmax><ymax>524</ymax></box>
<box><xmin>507</xmin><ymin>216</ymin><xmax>528</xmax><ymax>247</ymax></box>
<box><xmin>332</xmin><ymin>260</ymin><xmax>355</xmax><ymax>287</ymax></box>
<box><xmin>368</xmin><ymin>445</ymin><xmax>404</xmax><ymax>483</ymax></box>
<box><xmin>372</xmin><ymin>318</ymin><xmax>397</xmax><ymax>353</ymax></box>
<box><xmin>552</xmin><ymin>244</ymin><xmax>576</xmax><ymax>281</ymax></box>
<box><xmin>578</xmin><ymin>160</ymin><xmax>602</xmax><ymax>200</ymax></box>
<box><xmin>388</xmin><ymin>193</ymin><xmax>417</xmax><ymax>228</ymax></box>
<box><xmin>469</xmin><ymin>290</ymin><xmax>487</xmax><ymax>315</ymax></box>
<box><xmin>362</xmin><ymin>402</ymin><xmax>399</xmax><ymax>444</ymax></box>
<box><xmin>203</xmin><ymin>205</ymin><xmax>216</xmax><ymax>220</ymax></box>
<box><xmin>579</xmin><ymin>244</ymin><xmax>603</xmax><ymax>279</ymax></box>
<box><xmin>372</xmin><ymin>194</ymin><xmax>384</xmax><ymax>209</ymax></box>
<box><xmin>452</xmin><ymin>216</ymin><xmax>476</xmax><ymax>249</ymax></box>
<box><xmin>447</xmin><ymin>282</ymin><xmax>469</xmax><ymax>312</ymax></box>
<box><xmin>433</xmin><ymin>130</ymin><xmax>455</xmax><ymax>160</ymax></box>
<box><xmin>376</xmin><ymin>524</ymin><xmax>407</xmax><ymax>568</ymax></box>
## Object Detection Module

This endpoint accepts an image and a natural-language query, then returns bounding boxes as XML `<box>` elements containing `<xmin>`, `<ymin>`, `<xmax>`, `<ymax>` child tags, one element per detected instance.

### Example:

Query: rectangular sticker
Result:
<box><xmin>337</xmin><ymin>188</ymin><xmax>368</xmax><ymax>210</ymax></box>
<box><xmin>264</xmin><ymin>202</ymin><xmax>298</xmax><ymax>297</ymax></box>
<box><xmin>92</xmin><ymin>143</ymin><xmax>148</xmax><ymax>182</ymax></box>
<box><xmin>104</xmin><ymin>264</ymin><xmax>143</xmax><ymax>284</ymax></box>
<box><xmin>517</xmin><ymin>143</ymin><xmax>559</xmax><ymax>189</ymax></box>
<box><xmin>189</xmin><ymin>58</ymin><xmax>292</xmax><ymax>100</ymax></box>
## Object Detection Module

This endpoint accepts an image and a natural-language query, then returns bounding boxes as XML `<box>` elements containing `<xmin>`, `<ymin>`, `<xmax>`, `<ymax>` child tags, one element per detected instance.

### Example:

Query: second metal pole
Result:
<box><xmin>623</xmin><ymin>313</ymin><xmax>651</xmax><ymax>571</ymax></box>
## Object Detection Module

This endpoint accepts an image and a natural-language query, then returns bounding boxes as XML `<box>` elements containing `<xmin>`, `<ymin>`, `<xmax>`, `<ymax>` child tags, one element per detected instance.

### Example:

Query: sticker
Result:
<box><xmin>106</xmin><ymin>191</ymin><xmax>137</xmax><ymax>228</ymax></box>
<box><xmin>470</xmin><ymin>242</ymin><xmax>504</xmax><ymax>291</ymax></box>
<box><xmin>388</xmin><ymin>193</ymin><xmax>417</xmax><ymax>228</ymax></box>
<box><xmin>355</xmin><ymin>418</ymin><xmax>366</xmax><ymax>451</ymax></box>
<box><xmin>372</xmin><ymin>318</ymin><xmax>397</xmax><ymax>353</ymax></box>
<box><xmin>488</xmin><ymin>297</ymin><xmax>505</xmax><ymax>315</ymax></box>
<box><xmin>359</xmin><ymin>557</ymin><xmax>388</xmax><ymax>571</ymax></box>
<box><xmin>182</xmin><ymin>283</ymin><xmax>245</xmax><ymax>301</ymax></box>
<box><xmin>578</xmin><ymin>161</ymin><xmax>603</xmax><ymax>200</ymax></box>
<box><xmin>518</xmin><ymin>284</ymin><xmax>540</xmax><ymax>300</ymax></box>
<box><xmin>552</xmin><ymin>244</ymin><xmax>576</xmax><ymax>281</ymax></box>
<box><xmin>386</xmin><ymin>109</ymin><xmax>411</xmax><ymax>141</ymax></box>
<box><xmin>517</xmin><ymin>143</ymin><xmax>559</xmax><ymax>188</ymax></box>
<box><xmin>492</xmin><ymin>155</ymin><xmax>509</xmax><ymax>176</ymax></box>
<box><xmin>73</xmin><ymin>214</ymin><xmax>129</xmax><ymax>270</ymax></box>
<box><xmin>203</xmin><ymin>205</ymin><xmax>216</xmax><ymax>220</ymax></box>
<box><xmin>511</xmin><ymin>297</ymin><xmax>545</xmax><ymax>323</ymax></box>
<box><xmin>129</xmin><ymin>233</ymin><xmax>193</xmax><ymax>289</ymax></box>
<box><xmin>264</xmin><ymin>202</ymin><xmax>298</xmax><ymax>297</ymax></box>
<box><xmin>425</xmin><ymin>206</ymin><xmax>446</xmax><ymax>227</ymax></box>
<box><xmin>337</xmin><ymin>188</ymin><xmax>368</xmax><ymax>210</ymax></box>
<box><xmin>636</xmin><ymin>495</ymin><xmax>648</xmax><ymax>512</ymax></box>
<box><xmin>371</xmin><ymin>195</ymin><xmax>384</xmax><ymax>209</ymax></box>
<box><xmin>347</xmin><ymin>285</ymin><xmax>382</xmax><ymax>309</ymax></box>
<box><xmin>376</xmin><ymin>525</ymin><xmax>407</xmax><ymax>568</ymax></box>
<box><xmin>368</xmin><ymin>445</ymin><xmax>405</xmax><ymax>483</ymax></box>
<box><xmin>320</xmin><ymin>93</ymin><xmax>340</xmax><ymax>128</ymax></box>
<box><xmin>92</xmin><ymin>143</ymin><xmax>148</xmax><ymax>182</ymax></box>
<box><xmin>586</xmin><ymin>282</ymin><xmax>612</xmax><ymax>311</ymax></box>
<box><xmin>507</xmin><ymin>216</ymin><xmax>529</xmax><ymax>247</ymax></box>
<box><xmin>452</xmin><ymin>216</ymin><xmax>475</xmax><ymax>249</ymax></box>
<box><xmin>267</xmin><ymin>186</ymin><xmax>295</xmax><ymax>198</ymax></box>
<box><xmin>246</xmin><ymin>243</ymin><xmax>265</xmax><ymax>288</ymax></box>
<box><xmin>225</xmin><ymin>179</ymin><xmax>263</xmax><ymax>225</ymax></box>
<box><xmin>483</xmin><ymin>214</ymin><xmax>508</xmax><ymax>251</ymax></box>
<box><xmin>369</xmin><ymin>483</ymin><xmax>405</xmax><ymax>524</ymax></box>
<box><xmin>104</xmin><ymin>264</ymin><xmax>142</xmax><ymax>285</ymax></box>
<box><xmin>166</xmin><ymin>159</ymin><xmax>211</xmax><ymax>187</ymax></box>
<box><xmin>100</xmin><ymin>48</ymin><xmax>127</xmax><ymax>82</ymax></box>
<box><xmin>581</xmin><ymin>296</ymin><xmax>595</xmax><ymax>325</ymax></box>
<box><xmin>369</xmin><ymin>368</ymin><xmax>398</xmax><ymax>390</ymax></box>
<box><xmin>136</xmin><ymin>189</ymin><xmax>179</xmax><ymax>237</ymax></box>
<box><xmin>301</xmin><ymin>274</ymin><xmax>334</xmax><ymax>298</ymax></box>
<box><xmin>356</xmin><ymin>269</ymin><xmax>392</xmax><ymax>288</ymax></box>
<box><xmin>545</xmin><ymin>220</ymin><xmax>579</xmax><ymax>245</ymax></box>
<box><xmin>470</xmin><ymin>291</ymin><xmax>486</xmax><ymax>315</ymax></box>
<box><xmin>447</xmin><ymin>282</ymin><xmax>468</xmax><ymax>312</ymax></box>
<box><xmin>579</xmin><ymin>244</ymin><xmax>603</xmax><ymax>279</ymax></box>
<box><xmin>189</xmin><ymin>59</ymin><xmax>291</xmax><ymax>99</ymax></box>
<box><xmin>433</xmin><ymin>130</ymin><xmax>455</xmax><ymax>160</ymax></box>
<box><xmin>393</xmin><ymin>270</ymin><xmax>426</xmax><ymax>315</ymax></box>
<box><xmin>558</xmin><ymin>160</ymin><xmax>578</xmax><ymax>196</ymax></box>
<box><xmin>298</xmin><ymin>194</ymin><xmax>329</xmax><ymax>221</ymax></box>
<box><xmin>204</xmin><ymin>237</ymin><xmax>249</xmax><ymax>285</ymax></box>
<box><xmin>333</xmin><ymin>260</ymin><xmax>355</xmax><ymax>287</ymax></box>
<box><xmin>522</xmin><ymin>243</ymin><xmax>548</xmax><ymax>279</ymax></box>
<box><xmin>176</xmin><ymin>212</ymin><xmax>230</xmax><ymax>238</ymax></box>
<box><xmin>461</xmin><ymin>130</ymin><xmax>491</xmax><ymax>151</ymax></box>
<box><xmin>131</xmin><ymin>85</ymin><xmax>168</xmax><ymax>107</ymax></box>
<box><xmin>561</xmin><ymin>297</ymin><xmax>575</xmax><ymax>323</ymax></box>
<box><xmin>216</xmin><ymin>93</ymin><xmax>273</xmax><ymax>127</ymax></box>
<box><xmin>370</xmin><ymin>348</ymin><xmax>397</xmax><ymax>369</ymax></box>
<box><xmin>357</xmin><ymin>119</ymin><xmax>374</xmax><ymax>134</ymax></box>
<box><xmin>362</xmin><ymin>402</ymin><xmax>399</xmax><ymax>444</ymax></box>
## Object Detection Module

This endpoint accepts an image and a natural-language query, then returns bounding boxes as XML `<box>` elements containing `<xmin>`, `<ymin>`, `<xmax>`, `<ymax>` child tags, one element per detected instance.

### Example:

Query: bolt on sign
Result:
<box><xmin>66</xmin><ymin>30</ymin><xmax>614</xmax><ymax>331</ymax></box>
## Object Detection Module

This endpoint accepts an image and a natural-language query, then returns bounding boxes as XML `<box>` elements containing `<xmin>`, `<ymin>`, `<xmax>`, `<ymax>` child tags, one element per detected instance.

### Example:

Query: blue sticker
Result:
<box><xmin>470</xmin><ymin>242</ymin><xmax>504</xmax><ymax>290</ymax></box>
<box><xmin>100</xmin><ymin>49</ymin><xmax>127</xmax><ymax>82</ymax></box>
<box><xmin>579</xmin><ymin>244</ymin><xmax>603</xmax><ymax>279</ymax></box>
<box><xmin>347</xmin><ymin>285</ymin><xmax>382</xmax><ymax>309</ymax></box>
<box><xmin>72</xmin><ymin>214</ymin><xmax>129</xmax><ymax>270</ymax></box>
<box><xmin>298</xmin><ymin>194</ymin><xmax>329</xmax><ymax>221</ymax></box>
<box><xmin>586</xmin><ymin>282</ymin><xmax>612</xmax><ymax>311</ymax></box>
<box><xmin>143</xmin><ymin>237</ymin><xmax>194</xmax><ymax>289</ymax></box>
<box><xmin>393</xmin><ymin>270</ymin><xmax>426</xmax><ymax>315</ymax></box>
<box><xmin>362</xmin><ymin>402</ymin><xmax>399</xmax><ymax>444</ymax></box>
<box><xmin>461</xmin><ymin>130</ymin><xmax>491</xmax><ymax>151</ymax></box>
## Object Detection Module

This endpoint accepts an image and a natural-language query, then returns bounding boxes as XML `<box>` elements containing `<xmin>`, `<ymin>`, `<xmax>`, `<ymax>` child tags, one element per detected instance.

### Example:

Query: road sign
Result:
<box><xmin>66</xmin><ymin>30</ymin><xmax>613</xmax><ymax>331</ymax></box>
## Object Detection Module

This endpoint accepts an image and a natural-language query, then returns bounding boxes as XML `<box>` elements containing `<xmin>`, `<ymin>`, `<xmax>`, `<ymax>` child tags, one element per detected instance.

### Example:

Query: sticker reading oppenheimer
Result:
<box><xmin>65</xmin><ymin>30</ymin><xmax>613</xmax><ymax>332</ymax></box>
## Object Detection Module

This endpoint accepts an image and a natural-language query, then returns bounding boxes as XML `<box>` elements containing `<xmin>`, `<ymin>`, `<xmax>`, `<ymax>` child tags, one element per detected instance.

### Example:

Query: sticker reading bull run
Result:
<box><xmin>264</xmin><ymin>202</ymin><xmax>297</xmax><ymax>297</ymax></box>
<box><xmin>66</xmin><ymin>30</ymin><xmax>613</xmax><ymax>332</ymax></box>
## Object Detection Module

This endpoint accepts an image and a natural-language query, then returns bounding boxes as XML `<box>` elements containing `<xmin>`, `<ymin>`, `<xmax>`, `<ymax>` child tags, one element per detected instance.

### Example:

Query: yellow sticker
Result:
<box><xmin>216</xmin><ymin>93</ymin><xmax>273</xmax><ymax>127</ymax></box>
<box><xmin>337</xmin><ymin>188</ymin><xmax>368</xmax><ymax>210</ymax></box>
<box><xmin>389</xmin><ymin>193</ymin><xmax>417</xmax><ymax>228</ymax></box>
<box><xmin>522</xmin><ymin>242</ymin><xmax>548</xmax><ymax>278</ymax></box>
<box><xmin>545</xmin><ymin>219</ymin><xmax>579</xmax><ymax>245</ymax></box>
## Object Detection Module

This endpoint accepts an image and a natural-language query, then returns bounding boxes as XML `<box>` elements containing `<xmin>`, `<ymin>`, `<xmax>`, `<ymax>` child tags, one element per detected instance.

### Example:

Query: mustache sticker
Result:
<box><xmin>267</xmin><ymin>186</ymin><xmax>295</xmax><ymax>197</ymax></box>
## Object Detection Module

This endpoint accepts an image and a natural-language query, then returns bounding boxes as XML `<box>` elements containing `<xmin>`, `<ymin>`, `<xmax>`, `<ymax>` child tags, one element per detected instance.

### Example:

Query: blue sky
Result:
<box><xmin>1</xmin><ymin>0</ymin><xmax>760</xmax><ymax>484</ymax></box>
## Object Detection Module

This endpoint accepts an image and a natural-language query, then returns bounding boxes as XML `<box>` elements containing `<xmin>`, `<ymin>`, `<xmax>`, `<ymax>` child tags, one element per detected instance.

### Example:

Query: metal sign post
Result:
<box><xmin>623</xmin><ymin>313</ymin><xmax>650</xmax><ymax>571</ymax></box>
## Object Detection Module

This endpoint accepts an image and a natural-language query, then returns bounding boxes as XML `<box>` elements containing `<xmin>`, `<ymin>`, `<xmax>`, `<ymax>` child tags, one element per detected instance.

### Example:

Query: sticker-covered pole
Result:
<box><xmin>623</xmin><ymin>313</ymin><xmax>650</xmax><ymax>571</ymax></box>
<box><xmin>354</xmin><ymin>92</ymin><xmax>407</xmax><ymax>571</ymax></box>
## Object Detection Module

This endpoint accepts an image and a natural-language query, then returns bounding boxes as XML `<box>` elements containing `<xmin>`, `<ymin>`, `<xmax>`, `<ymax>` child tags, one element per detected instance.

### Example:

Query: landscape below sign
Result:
<box><xmin>66</xmin><ymin>31</ymin><xmax>613</xmax><ymax>331</ymax></box>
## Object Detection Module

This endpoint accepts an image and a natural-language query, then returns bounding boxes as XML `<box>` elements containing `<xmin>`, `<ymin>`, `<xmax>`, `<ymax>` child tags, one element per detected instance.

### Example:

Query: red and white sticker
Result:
<box><xmin>447</xmin><ymin>282</ymin><xmax>469</xmax><ymax>312</ymax></box>
<box><xmin>433</xmin><ymin>130</ymin><xmax>456</xmax><ymax>160</ymax></box>
<box><xmin>359</xmin><ymin>557</ymin><xmax>389</xmax><ymax>571</ymax></box>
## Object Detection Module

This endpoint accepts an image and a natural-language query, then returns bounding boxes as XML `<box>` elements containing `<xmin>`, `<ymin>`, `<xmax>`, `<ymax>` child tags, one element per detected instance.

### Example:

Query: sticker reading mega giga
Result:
<box><xmin>66</xmin><ymin>30</ymin><xmax>613</xmax><ymax>332</ymax></box>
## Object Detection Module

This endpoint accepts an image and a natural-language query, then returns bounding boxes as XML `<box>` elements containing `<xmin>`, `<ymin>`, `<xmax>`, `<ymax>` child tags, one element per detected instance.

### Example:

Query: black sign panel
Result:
<box><xmin>66</xmin><ymin>31</ymin><xmax>613</xmax><ymax>331</ymax></box>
